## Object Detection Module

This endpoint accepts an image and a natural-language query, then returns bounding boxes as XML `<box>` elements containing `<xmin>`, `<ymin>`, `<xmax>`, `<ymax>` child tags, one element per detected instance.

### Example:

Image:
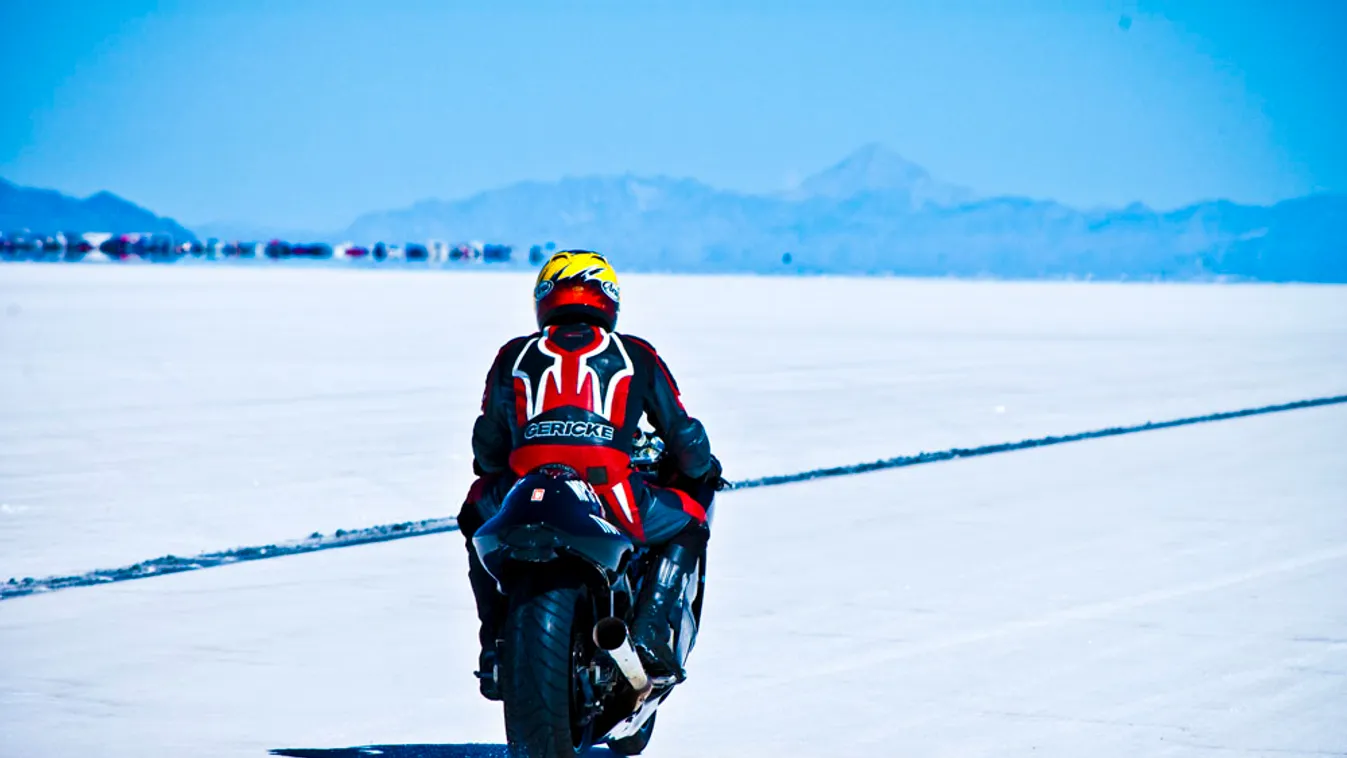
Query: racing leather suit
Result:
<box><xmin>461</xmin><ymin>322</ymin><xmax>715</xmax><ymax>543</ymax></box>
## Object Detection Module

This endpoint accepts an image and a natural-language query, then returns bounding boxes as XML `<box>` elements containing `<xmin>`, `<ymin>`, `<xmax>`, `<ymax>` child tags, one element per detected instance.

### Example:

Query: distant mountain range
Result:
<box><xmin>4</xmin><ymin>146</ymin><xmax>1344</xmax><ymax>281</ymax></box>
<box><xmin>0</xmin><ymin>178</ymin><xmax>195</xmax><ymax>241</ymax></box>
<box><xmin>339</xmin><ymin>145</ymin><xmax>1346</xmax><ymax>282</ymax></box>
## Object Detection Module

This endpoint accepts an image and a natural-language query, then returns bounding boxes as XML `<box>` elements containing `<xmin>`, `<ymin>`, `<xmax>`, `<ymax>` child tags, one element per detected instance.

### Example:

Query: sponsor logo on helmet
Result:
<box><xmin>534</xmin><ymin>280</ymin><xmax>554</xmax><ymax>301</ymax></box>
<box><xmin>601</xmin><ymin>280</ymin><xmax>620</xmax><ymax>302</ymax></box>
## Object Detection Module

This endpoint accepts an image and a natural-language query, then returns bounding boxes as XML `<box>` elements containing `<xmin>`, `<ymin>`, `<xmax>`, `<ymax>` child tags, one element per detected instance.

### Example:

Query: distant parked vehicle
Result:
<box><xmin>16</xmin><ymin>234</ymin><xmax>39</xmax><ymax>258</ymax></box>
<box><xmin>292</xmin><ymin>243</ymin><xmax>333</xmax><ymax>258</ymax></box>
<box><xmin>428</xmin><ymin>239</ymin><xmax>450</xmax><ymax>262</ymax></box>
<box><xmin>483</xmin><ymin>243</ymin><xmax>512</xmax><ymax>263</ymax></box>
<box><xmin>62</xmin><ymin>232</ymin><xmax>94</xmax><ymax>260</ymax></box>
<box><xmin>100</xmin><ymin>234</ymin><xmax>136</xmax><ymax>260</ymax></box>
<box><xmin>405</xmin><ymin>243</ymin><xmax>429</xmax><ymax>261</ymax></box>
<box><xmin>222</xmin><ymin>241</ymin><xmax>259</xmax><ymax>258</ymax></box>
<box><xmin>0</xmin><ymin>232</ymin><xmax>29</xmax><ymax>260</ymax></box>
<box><xmin>264</xmin><ymin>240</ymin><xmax>292</xmax><ymax>258</ymax></box>
<box><xmin>449</xmin><ymin>243</ymin><xmax>478</xmax><ymax>261</ymax></box>
<box><xmin>37</xmin><ymin>235</ymin><xmax>63</xmax><ymax>260</ymax></box>
<box><xmin>98</xmin><ymin>235</ymin><xmax>123</xmax><ymax>259</ymax></box>
<box><xmin>141</xmin><ymin>234</ymin><xmax>176</xmax><ymax>259</ymax></box>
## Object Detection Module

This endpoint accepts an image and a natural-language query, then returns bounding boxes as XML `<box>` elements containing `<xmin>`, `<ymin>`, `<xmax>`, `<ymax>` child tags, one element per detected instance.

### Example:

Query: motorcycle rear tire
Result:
<box><xmin>501</xmin><ymin>575</ymin><xmax>591</xmax><ymax>758</ymax></box>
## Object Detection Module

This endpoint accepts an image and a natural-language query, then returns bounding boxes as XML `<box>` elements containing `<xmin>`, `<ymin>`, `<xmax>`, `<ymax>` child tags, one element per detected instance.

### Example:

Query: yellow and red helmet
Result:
<box><xmin>534</xmin><ymin>250</ymin><xmax>621</xmax><ymax>331</ymax></box>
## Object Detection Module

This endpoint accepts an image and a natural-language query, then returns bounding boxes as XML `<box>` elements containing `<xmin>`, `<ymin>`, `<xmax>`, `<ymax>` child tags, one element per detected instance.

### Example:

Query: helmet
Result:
<box><xmin>534</xmin><ymin>250</ymin><xmax>621</xmax><ymax>331</ymax></box>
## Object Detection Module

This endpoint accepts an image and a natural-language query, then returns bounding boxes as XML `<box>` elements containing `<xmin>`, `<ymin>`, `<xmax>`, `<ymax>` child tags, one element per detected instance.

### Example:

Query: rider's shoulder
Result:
<box><xmin>616</xmin><ymin>332</ymin><xmax>659</xmax><ymax>356</ymax></box>
<box><xmin>616</xmin><ymin>333</ymin><xmax>666</xmax><ymax>366</ymax></box>
<box><xmin>493</xmin><ymin>334</ymin><xmax>537</xmax><ymax>362</ymax></box>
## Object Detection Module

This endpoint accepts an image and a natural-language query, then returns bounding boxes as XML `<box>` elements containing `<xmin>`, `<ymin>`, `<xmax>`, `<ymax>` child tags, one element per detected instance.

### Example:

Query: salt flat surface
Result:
<box><xmin>2</xmin><ymin>264</ymin><xmax>1344</xmax><ymax>578</ymax></box>
<box><xmin>0</xmin><ymin>401</ymin><xmax>1342</xmax><ymax>757</ymax></box>
<box><xmin>0</xmin><ymin>264</ymin><xmax>1345</xmax><ymax>757</ymax></box>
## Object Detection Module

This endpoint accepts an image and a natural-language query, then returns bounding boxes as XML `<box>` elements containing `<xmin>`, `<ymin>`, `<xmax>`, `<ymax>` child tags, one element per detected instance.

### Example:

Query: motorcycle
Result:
<box><xmin>472</xmin><ymin>432</ymin><xmax>711</xmax><ymax>757</ymax></box>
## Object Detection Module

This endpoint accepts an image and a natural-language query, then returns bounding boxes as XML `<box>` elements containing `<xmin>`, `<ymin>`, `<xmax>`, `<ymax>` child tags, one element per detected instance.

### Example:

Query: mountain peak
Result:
<box><xmin>839</xmin><ymin>142</ymin><xmax>929</xmax><ymax>177</ymax></box>
<box><xmin>0</xmin><ymin>180</ymin><xmax>195</xmax><ymax>238</ymax></box>
<box><xmin>794</xmin><ymin>144</ymin><xmax>974</xmax><ymax>208</ymax></box>
<box><xmin>84</xmin><ymin>190</ymin><xmax>133</xmax><ymax>208</ymax></box>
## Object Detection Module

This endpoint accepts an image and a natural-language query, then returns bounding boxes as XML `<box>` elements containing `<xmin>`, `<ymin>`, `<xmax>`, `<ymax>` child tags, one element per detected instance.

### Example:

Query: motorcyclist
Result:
<box><xmin>458</xmin><ymin>250</ymin><xmax>723</xmax><ymax>700</ymax></box>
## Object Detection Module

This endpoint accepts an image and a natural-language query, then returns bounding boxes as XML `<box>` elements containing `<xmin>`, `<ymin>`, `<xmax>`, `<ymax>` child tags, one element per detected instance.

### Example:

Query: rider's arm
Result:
<box><xmin>625</xmin><ymin>336</ymin><xmax>713</xmax><ymax>480</ymax></box>
<box><xmin>471</xmin><ymin>338</ymin><xmax>525</xmax><ymax>475</ymax></box>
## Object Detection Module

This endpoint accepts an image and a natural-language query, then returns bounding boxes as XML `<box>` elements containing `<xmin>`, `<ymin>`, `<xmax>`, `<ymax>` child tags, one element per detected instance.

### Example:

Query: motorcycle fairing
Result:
<box><xmin>473</xmin><ymin>469</ymin><xmax>634</xmax><ymax>586</ymax></box>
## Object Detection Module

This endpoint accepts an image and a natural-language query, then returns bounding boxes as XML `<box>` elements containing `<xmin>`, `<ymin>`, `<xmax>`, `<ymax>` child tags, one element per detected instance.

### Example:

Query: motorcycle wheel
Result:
<box><xmin>501</xmin><ymin>574</ymin><xmax>593</xmax><ymax>758</ymax></box>
<box><xmin>607</xmin><ymin>712</ymin><xmax>657</xmax><ymax>755</ymax></box>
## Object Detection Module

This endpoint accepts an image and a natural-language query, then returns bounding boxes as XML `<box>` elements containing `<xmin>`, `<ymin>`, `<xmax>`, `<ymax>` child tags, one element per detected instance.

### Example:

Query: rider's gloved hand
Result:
<box><xmin>700</xmin><ymin>455</ymin><xmax>727</xmax><ymax>491</ymax></box>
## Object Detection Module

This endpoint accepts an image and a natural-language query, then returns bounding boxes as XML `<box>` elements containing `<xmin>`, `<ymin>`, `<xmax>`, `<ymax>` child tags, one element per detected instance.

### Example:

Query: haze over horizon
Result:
<box><xmin>3</xmin><ymin>1</ymin><xmax>1345</xmax><ymax>231</ymax></box>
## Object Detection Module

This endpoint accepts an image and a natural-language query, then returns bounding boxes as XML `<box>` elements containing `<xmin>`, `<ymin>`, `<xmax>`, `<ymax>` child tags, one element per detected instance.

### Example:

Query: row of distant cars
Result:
<box><xmin>0</xmin><ymin>231</ymin><xmax>516</xmax><ymax>264</ymax></box>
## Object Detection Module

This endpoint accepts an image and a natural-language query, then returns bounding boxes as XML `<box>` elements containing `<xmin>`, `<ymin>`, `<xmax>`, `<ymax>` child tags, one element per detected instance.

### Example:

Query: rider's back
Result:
<box><xmin>473</xmin><ymin>323</ymin><xmax>711</xmax><ymax>533</ymax></box>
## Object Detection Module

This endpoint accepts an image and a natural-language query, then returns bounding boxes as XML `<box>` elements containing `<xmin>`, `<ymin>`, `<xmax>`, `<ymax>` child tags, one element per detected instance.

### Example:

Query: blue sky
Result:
<box><xmin>1</xmin><ymin>0</ymin><xmax>1343</xmax><ymax>231</ymax></box>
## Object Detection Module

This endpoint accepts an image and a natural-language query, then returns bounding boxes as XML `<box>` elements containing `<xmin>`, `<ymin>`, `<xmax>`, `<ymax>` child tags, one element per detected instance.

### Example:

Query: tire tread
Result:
<box><xmin>502</xmin><ymin>577</ymin><xmax>585</xmax><ymax>758</ymax></box>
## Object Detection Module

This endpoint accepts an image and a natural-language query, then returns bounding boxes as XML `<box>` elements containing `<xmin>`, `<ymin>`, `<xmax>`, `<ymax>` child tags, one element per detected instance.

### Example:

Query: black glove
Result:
<box><xmin>700</xmin><ymin>455</ymin><xmax>727</xmax><ymax>491</ymax></box>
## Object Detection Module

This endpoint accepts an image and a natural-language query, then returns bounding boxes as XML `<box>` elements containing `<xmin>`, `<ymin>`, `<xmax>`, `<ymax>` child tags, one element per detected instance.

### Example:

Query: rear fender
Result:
<box><xmin>474</xmin><ymin>471</ymin><xmax>635</xmax><ymax>590</ymax></box>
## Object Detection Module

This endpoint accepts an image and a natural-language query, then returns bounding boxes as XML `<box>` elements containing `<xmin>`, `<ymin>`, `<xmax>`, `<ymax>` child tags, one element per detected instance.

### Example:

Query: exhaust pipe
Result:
<box><xmin>593</xmin><ymin>617</ymin><xmax>652</xmax><ymax>700</ymax></box>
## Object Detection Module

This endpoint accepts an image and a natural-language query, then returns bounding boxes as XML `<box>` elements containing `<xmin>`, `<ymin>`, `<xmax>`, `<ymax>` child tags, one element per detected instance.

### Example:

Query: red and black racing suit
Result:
<box><xmin>460</xmin><ymin>322</ymin><xmax>714</xmax><ymax>545</ymax></box>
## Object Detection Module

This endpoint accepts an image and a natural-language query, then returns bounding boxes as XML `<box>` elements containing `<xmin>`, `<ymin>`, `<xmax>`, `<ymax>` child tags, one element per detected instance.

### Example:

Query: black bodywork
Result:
<box><xmin>473</xmin><ymin>459</ymin><xmax>705</xmax><ymax>751</ymax></box>
<box><xmin>473</xmin><ymin>465</ymin><xmax>635</xmax><ymax>589</ymax></box>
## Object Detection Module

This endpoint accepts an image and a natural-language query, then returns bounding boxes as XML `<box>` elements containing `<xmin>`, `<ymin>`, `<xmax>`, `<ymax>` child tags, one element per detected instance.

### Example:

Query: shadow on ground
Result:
<box><xmin>271</xmin><ymin>745</ymin><xmax>621</xmax><ymax>758</ymax></box>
